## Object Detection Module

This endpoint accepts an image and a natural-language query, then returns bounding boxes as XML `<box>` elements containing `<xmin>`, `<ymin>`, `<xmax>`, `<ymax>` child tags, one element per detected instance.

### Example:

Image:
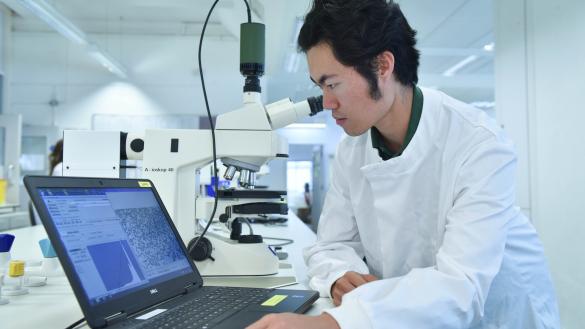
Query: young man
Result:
<box><xmin>248</xmin><ymin>0</ymin><xmax>560</xmax><ymax>328</ymax></box>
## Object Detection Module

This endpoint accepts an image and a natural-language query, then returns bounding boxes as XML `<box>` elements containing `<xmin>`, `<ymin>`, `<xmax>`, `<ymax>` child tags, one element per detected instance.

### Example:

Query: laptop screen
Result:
<box><xmin>37</xmin><ymin>187</ymin><xmax>193</xmax><ymax>306</ymax></box>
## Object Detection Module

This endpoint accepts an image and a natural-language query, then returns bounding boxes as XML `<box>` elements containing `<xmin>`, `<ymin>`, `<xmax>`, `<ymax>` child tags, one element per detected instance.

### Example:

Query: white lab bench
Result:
<box><xmin>0</xmin><ymin>204</ymin><xmax>29</xmax><ymax>231</ymax></box>
<box><xmin>0</xmin><ymin>213</ymin><xmax>333</xmax><ymax>328</ymax></box>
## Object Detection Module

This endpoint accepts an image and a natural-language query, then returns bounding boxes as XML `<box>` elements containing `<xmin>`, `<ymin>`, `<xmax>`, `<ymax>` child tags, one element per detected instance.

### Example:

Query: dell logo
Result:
<box><xmin>150</xmin><ymin>289</ymin><xmax>158</xmax><ymax>295</ymax></box>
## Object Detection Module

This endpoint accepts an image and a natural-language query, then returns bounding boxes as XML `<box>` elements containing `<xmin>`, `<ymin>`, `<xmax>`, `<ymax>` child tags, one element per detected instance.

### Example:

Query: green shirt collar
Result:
<box><xmin>371</xmin><ymin>85</ymin><xmax>424</xmax><ymax>160</ymax></box>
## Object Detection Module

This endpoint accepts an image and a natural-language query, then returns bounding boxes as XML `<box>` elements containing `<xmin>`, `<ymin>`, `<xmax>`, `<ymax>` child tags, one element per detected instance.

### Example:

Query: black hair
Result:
<box><xmin>298</xmin><ymin>0</ymin><xmax>420</xmax><ymax>100</ymax></box>
<box><xmin>49</xmin><ymin>139</ymin><xmax>63</xmax><ymax>176</ymax></box>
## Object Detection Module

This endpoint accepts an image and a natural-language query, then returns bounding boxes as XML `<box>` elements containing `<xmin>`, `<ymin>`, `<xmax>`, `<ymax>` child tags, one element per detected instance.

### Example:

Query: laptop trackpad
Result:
<box><xmin>212</xmin><ymin>311</ymin><xmax>270</xmax><ymax>329</ymax></box>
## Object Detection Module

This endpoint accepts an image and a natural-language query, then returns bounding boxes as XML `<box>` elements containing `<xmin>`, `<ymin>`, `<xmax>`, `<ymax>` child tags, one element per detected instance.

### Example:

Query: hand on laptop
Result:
<box><xmin>246</xmin><ymin>312</ymin><xmax>340</xmax><ymax>329</ymax></box>
<box><xmin>331</xmin><ymin>271</ymin><xmax>379</xmax><ymax>306</ymax></box>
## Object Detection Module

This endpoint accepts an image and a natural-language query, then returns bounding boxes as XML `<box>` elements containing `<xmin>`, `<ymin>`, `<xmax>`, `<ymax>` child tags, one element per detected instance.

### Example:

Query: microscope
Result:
<box><xmin>62</xmin><ymin>22</ymin><xmax>323</xmax><ymax>276</ymax></box>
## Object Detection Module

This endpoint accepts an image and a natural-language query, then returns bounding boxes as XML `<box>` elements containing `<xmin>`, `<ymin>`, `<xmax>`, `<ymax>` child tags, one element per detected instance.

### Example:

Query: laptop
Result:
<box><xmin>24</xmin><ymin>176</ymin><xmax>318</xmax><ymax>329</ymax></box>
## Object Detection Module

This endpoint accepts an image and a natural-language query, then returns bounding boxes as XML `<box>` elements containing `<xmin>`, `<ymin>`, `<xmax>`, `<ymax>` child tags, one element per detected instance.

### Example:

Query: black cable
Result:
<box><xmin>244</xmin><ymin>0</ymin><xmax>251</xmax><ymax>22</ymax></box>
<box><xmin>64</xmin><ymin>318</ymin><xmax>85</xmax><ymax>329</ymax></box>
<box><xmin>263</xmin><ymin>237</ymin><xmax>294</xmax><ymax>247</ymax></box>
<box><xmin>193</xmin><ymin>0</ymin><xmax>253</xmax><ymax>249</ymax></box>
<box><xmin>239</xmin><ymin>217</ymin><xmax>254</xmax><ymax>235</ymax></box>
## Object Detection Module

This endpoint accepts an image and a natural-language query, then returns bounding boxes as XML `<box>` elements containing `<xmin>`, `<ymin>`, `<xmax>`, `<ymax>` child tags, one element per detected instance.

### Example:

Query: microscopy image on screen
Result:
<box><xmin>87</xmin><ymin>240</ymin><xmax>145</xmax><ymax>291</ymax></box>
<box><xmin>115</xmin><ymin>206</ymin><xmax>186</xmax><ymax>278</ymax></box>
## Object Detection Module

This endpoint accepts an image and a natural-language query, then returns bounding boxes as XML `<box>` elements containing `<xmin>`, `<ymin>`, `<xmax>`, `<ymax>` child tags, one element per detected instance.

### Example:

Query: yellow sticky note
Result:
<box><xmin>9</xmin><ymin>260</ymin><xmax>25</xmax><ymax>277</ymax></box>
<box><xmin>261</xmin><ymin>295</ymin><xmax>288</xmax><ymax>307</ymax></box>
<box><xmin>138</xmin><ymin>181</ymin><xmax>152</xmax><ymax>188</ymax></box>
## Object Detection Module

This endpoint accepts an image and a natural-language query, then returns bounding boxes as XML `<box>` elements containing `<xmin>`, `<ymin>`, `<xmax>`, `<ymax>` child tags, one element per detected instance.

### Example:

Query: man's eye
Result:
<box><xmin>327</xmin><ymin>83</ymin><xmax>337</xmax><ymax>90</ymax></box>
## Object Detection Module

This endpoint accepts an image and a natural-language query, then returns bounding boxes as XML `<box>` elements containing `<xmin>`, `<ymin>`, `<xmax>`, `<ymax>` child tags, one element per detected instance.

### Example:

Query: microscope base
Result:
<box><xmin>196</xmin><ymin>233</ymin><xmax>279</xmax><ymax>277</ymax></box>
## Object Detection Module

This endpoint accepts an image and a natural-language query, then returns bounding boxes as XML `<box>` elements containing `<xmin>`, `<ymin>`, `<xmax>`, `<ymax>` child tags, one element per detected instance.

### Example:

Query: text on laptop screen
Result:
<box><xmin>37</xmin><ymin>187</ymin><xmax>192</xmax><ymax>305</ymax></box>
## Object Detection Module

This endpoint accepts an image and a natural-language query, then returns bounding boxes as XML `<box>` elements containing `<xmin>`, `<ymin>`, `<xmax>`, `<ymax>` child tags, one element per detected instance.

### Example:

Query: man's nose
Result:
<box><xmin>322</xmin><ymin>91</ymin><xmax>338</xmax><ymax>110</ymax></box>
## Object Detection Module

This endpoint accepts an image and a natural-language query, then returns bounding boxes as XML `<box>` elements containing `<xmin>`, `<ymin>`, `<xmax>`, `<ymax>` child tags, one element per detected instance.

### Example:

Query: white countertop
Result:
<box><xmin>0</xmin><ymin>213</ymin><xmax>334</xmax><ymax>328</ymax></box>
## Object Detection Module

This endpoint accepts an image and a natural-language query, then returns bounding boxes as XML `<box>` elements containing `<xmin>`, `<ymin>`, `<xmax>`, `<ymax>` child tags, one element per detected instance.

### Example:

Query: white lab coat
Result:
<box><xmin>51</xmin><ymin>162</ymin><xmax>63</xmax><ymax>176</ymax></box>
<box><xmin>304</xmin><ymin>88</ymin><xmax>560</xmax><ymax>329</ymax></box>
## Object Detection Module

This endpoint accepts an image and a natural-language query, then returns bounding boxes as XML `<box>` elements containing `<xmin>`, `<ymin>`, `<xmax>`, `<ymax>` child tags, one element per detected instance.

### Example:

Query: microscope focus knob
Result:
<box><xmin>219</xmin><ymin>213</ymin><xmax>229</xmax><ymax>223</ymax></box>
<box><xmin>187</xmin><ymin>237</ymin><xmax>214</xmax><ymax>262</ymax></box>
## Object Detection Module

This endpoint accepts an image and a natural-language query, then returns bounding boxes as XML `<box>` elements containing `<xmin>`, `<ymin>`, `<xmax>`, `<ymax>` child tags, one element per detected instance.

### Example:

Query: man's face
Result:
<box><xmin>307</xmin><ymin>43</ymin><xmax>390</xmax><ymax>136</ymax></box>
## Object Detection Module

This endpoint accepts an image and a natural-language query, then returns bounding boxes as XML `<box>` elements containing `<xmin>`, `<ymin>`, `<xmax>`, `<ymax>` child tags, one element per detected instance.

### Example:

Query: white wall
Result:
<box><xmin>494</xmin><ymin>0</ymin><xmax>531</xmax><ymax>214</ymax></box>
<box><xmin>8</xmin><ymin>31</ymin><xmax>247</xmax><ymax>130</ymax></box>
<box><xmin>528</xmin><ymin>1</ymin><xmax>585</xmax><ymax>327</ymax></box>
<box><xmin>495</xmin><ymin>0</ymin><xmax>585</xmax><ymax>328</ymax></box>
<box><xmin>0</xmin><ymin>4</ymin><xmax>12</xmax><ymax>114</ymax></box>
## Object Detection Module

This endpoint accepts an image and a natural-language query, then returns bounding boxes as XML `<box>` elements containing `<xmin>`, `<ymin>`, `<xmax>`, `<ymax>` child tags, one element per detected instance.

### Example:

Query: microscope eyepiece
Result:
<box><xmin>243</xmin><ymin>76</ymin><xmax>261</xmax><ymax>93</ymax></box>
<box><xmin>307</xmin><ymin>95</ymin><xmax>324</xmax><ymax>116</ymax></box>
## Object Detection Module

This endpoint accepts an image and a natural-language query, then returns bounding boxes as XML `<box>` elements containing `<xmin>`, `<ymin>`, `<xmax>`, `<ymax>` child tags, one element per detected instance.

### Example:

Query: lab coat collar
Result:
<box><xmin>361</xmin><ymin>87</ymin><xmax>443</xmax><ymax>177</ymax></box>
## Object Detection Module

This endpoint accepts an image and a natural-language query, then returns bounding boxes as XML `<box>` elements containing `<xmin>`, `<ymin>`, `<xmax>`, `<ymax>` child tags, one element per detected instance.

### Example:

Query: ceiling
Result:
<box><xmin>3</xmin><ymin>0</ymin><xmax>495</xmax><ymax>106</ymax></box>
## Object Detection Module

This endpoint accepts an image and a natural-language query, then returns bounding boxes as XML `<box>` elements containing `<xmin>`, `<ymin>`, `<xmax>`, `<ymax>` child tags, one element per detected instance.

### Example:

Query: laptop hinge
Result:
<box><xmin>184</xmin><ymin>283</ymin><xmax>198</xmax><ymax>294</ymax></box>
<box><xmin>105</xmin><ymin>311</ymin><xmax>127</xmax><ymax>326</ymax></box>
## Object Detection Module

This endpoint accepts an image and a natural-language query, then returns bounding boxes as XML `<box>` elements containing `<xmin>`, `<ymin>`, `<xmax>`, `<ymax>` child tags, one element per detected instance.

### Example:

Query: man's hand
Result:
<box><xmin>245</xmin><ymin>312</ymin><xmax>340</xmax><ymax>329</ymax></box>
<box><xmin>331</xmin><ymin>271</ymin><xmax>378</xmax><ymax>306</ymax></box>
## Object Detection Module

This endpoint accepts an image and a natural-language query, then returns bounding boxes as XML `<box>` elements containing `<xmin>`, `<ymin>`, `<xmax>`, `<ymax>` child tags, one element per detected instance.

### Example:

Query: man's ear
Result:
<box><xmin>377</xmin><ymin>51</ymin><xmax>395</xmax><ymax>82</ymax></box>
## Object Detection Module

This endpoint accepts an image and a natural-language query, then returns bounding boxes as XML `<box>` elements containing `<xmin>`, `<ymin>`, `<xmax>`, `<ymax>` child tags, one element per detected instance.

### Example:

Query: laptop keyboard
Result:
<box><xmin>136</xmin><ymin>287</ymin><xmax>272</xmax><ymax>329</ymax></box>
